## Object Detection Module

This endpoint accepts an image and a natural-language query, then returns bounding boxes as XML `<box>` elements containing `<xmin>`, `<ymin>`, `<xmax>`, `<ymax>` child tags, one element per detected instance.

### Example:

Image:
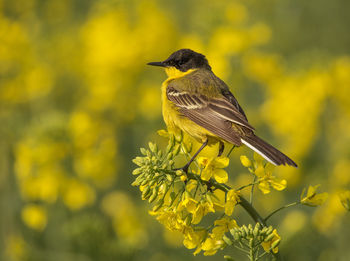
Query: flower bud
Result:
<box><xmin>271</xmin><ymin>239</ymin><xmax>281</xmax><ymax>249</ymax></box>
<box><xmin>240</xmin><ymin>155</ymin><xmax>252</xmax><ymax>167</ymax></box>
<box><xmin>223</xmin><ymin>235</ymin><xmax>233</xmax><ymax>246</ymax></box>
<box><xmin>264</xmin><ymin>232</ymin><xmax>275</xmax><ymax>242</ymax></box>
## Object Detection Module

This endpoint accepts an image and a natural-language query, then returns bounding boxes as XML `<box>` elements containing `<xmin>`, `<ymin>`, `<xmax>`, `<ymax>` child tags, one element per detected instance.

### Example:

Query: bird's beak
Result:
<box><xmin>147</xmin><ymin>61</ymin><xmax>166</xmax><ymax>67</ymax></box>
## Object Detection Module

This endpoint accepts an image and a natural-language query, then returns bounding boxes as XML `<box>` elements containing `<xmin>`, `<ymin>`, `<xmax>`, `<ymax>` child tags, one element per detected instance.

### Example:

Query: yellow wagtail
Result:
<box><xmin>148</xmin><ymin>49</ymin><xmax>297</xmax><ymax>172</ymax></box>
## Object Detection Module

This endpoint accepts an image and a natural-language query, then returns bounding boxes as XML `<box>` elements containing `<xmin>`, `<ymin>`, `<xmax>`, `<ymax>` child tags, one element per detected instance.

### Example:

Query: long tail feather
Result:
<box><xmin>241</xmin><ymin>135</ymin><xmax>297</xmax><ymax>167</ymax></box>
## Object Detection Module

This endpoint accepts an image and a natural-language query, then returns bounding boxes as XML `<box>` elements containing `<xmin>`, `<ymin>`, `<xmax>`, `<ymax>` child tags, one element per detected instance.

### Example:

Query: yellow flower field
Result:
<box><xmin>1</xmin><ymin>0</ymin><xmax>349</xmax><ymax>260</ymax></box>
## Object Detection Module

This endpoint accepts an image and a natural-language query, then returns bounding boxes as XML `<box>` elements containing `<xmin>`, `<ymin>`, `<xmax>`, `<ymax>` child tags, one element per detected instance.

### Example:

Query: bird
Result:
<box><xmin>147</xmin><ymin>49</ymin><xmax>297</xmax><ymax>172</ymax></box>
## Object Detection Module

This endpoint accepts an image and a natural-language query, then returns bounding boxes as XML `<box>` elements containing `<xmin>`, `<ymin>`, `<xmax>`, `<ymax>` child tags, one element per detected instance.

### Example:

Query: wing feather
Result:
<box><xmin>166</xmin><ymin>85</ymin><xmax>254</xmax><ymax>130</ymax></box>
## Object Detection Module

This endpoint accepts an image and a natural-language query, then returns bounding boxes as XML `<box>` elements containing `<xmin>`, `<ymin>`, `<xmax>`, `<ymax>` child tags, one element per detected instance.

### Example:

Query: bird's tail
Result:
<box><xmin>241</xmin><ymin>135</ymin><xmax>297</xmax><ymax>167</ymax></box>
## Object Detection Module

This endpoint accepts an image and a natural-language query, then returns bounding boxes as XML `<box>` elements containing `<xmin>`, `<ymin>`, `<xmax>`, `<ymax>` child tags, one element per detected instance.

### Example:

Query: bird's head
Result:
<box><xmin>147</xmin><ymin>49</ymin><xmax>211</xmax><ymax>77</ymax></box>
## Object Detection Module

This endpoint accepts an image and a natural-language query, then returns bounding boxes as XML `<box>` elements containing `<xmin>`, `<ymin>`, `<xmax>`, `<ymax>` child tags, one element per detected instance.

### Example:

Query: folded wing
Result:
<box><xmin>166</xmin><ymin>85</ymin><xmax>254</xmax><ymax>145</ymax></box>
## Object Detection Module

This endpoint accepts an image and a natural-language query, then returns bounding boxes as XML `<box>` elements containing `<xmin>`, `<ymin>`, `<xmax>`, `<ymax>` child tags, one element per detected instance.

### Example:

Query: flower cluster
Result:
<box><xmin>240</xmin><ymin>153</ymin><xmax>287</xmax><ymax>194</ymax></box>
<box><xmin>132</xmin><ymin>131</ymin><xmax>331</xmax><ymax>260</ymax></box>
<box><xmin>132</xmin><ymin>132</ymin><xmax>240</xmax><ymax>256</ymax></box>
<box><xmin>132</xmin><ymin>131</ymin><xmax>293</xmax><ymax>259</ymax></box>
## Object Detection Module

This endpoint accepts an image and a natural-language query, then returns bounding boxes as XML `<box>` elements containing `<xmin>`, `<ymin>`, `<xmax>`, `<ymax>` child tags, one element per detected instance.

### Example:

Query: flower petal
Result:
<box><xmin>197</xmin><ymin>157</ymin><xmax>210</xmax><ymax>168</ymax></box>
<box><xmin>258</xmin><ymin>181</ymin><xmax>271</xmax><ymax>194</ymax></box>
<box><xmin>240</xmin><ymin>155</ymin><xmax>252</xmax><ymax>167</ymax></box>
<box><xmin>214</xmin><ymin>169</ymin><xmax>228</xmax><ymax>183</ymax></box>
<box><xmin>201</xmin><ymin>170</ymin><xmax>212</xmax><ymax>181</ymax></box>
<box><xmin>214</xmin><ymin>157</ymin><xmax>229</xmax><ymax>168</ymax></box>
<box><xmin>271</xmin><ymin>179</ymin><xmax>287</xmax><ymax>191</ymax></box>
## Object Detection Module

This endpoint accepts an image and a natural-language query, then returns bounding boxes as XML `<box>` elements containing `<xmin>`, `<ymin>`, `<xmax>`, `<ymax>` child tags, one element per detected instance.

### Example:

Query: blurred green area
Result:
<box><xmin>0</xmin><ymin>0</ymin><xmax>350</xmax><ymax>260</ymax></box>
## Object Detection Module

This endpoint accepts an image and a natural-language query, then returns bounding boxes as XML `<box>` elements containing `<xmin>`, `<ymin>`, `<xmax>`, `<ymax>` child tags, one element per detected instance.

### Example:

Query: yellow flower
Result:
<box><xmin>212</xmin><ymin>216</ymin><xmax>238</xmax><ymax>239</ymax></box>
<box><xmin>339</xmin><ymin>190</ymin><xmax>350</xmax><ymax>211</ymax></box>
<box><xmin>21</xmin><ymin>204</ymin><xmax>47</xmax><ymax>231</ymax></box>
<box><xmin>225</xmin><ymin>189</ymin><xmax>240</xmax><ymax>216</ymax></box>
<box><xmin>300</xmin><ymin>185</ymin><xmax>328</xmax><ymax>207</ymax></box>
<box><xmin>62</xmin><ymin>179</ymin><xmax>96</xmax><ymax>210</ymax></box>
<box><xmin>192</xmin><ymin>201</ymin><xmax>215</xmax><ymax>224</ymax></box>
<box><xmin>261</xmin><ymin>229</ymin><xmax>281</xmax><ymax>253</ymax></box>
<box><xmin>254</xmin><ymin>161</ymin><xmax>287</xmax><ymax>194</ymax></box>
<box><xmin>178</xmin><ymin>194</ymin><xmax>198</xmax><ymax>214</ymax></box>
<box><xmin>185</xmin><ymin>179</ymin><xmax>198</xmax><ymax>192</ymax></box>
<box><xmin>183</xmin><ymin>228</ymin><xmax>206</xmax><ymax>250</ymax></box>
<box><xmin>200</xmin><ymin>236</ymin><xmax>224</xmax><ymax>256</ymax></box>
<box><xmin>240</xmin><ymin>155</ymin><xmax>252</xmax><ymax>167</ymax></box>
<box><xmin>153</xmin><ymin>208</ymin><xmax>184</xmax><ymax>231</ymax></box>
<box><xmin>198</xmin><ymin>156</ymin><xmax>229</xmax><ymax>183</ymax></box>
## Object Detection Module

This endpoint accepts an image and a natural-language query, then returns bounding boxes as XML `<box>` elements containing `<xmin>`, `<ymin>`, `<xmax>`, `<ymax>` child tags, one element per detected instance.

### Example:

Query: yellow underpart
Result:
<box><xmin>161</xmin><ymin>67</ymin><xmax>220</xmax><ymax>144</ymax></box>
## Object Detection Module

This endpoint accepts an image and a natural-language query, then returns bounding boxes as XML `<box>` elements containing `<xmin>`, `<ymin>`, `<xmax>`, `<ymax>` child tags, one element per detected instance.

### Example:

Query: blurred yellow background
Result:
<box><xmin>1</xmin><ymin>0</ymin><xmax>350</xmax><ymax>260</ymax></box>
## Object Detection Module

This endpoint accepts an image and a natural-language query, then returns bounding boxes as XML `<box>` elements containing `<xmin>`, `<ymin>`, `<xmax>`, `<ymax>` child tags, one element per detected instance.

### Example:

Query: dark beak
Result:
<box><xmin>147</xmin><ymin>61</ymin><xmax>165</xmax><ymax>67</ymax></box>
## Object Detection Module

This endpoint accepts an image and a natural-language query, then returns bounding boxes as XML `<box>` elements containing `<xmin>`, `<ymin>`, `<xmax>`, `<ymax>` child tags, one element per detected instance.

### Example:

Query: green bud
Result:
<box><xmin>141</xmin><ymin>179</ymin><xmax>148</xmax><ymax>186</ymax></box>
<box><xmin>265</xmin><ymin>226</ymin><xmax>274</xmax><ymax>236</ymax></box>
<box><xmin>206</xmin><ymin>194</ymin><xmax>213</xmax><ymax>204</ymax></box>
<box><xmin>132</xmin><ymin>168</ymin><xmax>142</xmax><ymax>175</ymax></box>
<box><xmin>241</xmin><ymin>227</ymin><xmax>246</xmax><ymax>238</ymax></box>
<box><xmin>222</xmin><ymin>235</ymin><xmax>233</xmax><ymax>246</ymax></box>
<box><xmin>253</xmin><ymin>223</ymin><xmax>260</xmax><ymax>237</ymax></box>
<box><xmin>166</xmin><ymin>153</ymin><xmax>173</xmax><ymax>160</ymax></box>
<box><xmin>157</xmin><ymin>150</ymin><xmax>163</xmax><ymax>158</ymax></box>
<box><xmin>173</xmin><ymin>144</ymin><xmax>181</xmax><ymax>155</ymax></box>
<box><xmin>248</xmin><ymin>224</ymin><xmax>253</xmax><ymax>233</ymax></box>
<box><xmin>153</xmin><ymin>199</ymin><xmax>164</xmax><ymax>211</ymax></box>
<box><xmin>229</xmin><ymin>228</ymin><xmax>238</xmax><ymax>236</ymax></box>
<box><xmin>166</xmin><ymin>174</ymin><xmax>173</xmax><ymax>182</ymax></box>
<box><xmin>243</xmin><ymin>225</ymin><xmax>250</xmax><ymax>237</ymax></box>
<box><xmin>260</xmin><ymin>227</ymin><xmax>268</xmax><ymax>235</ymax></box>
<box><xmin>176</xmin><ymin>170</ymin><xmax>183</xmax><ymax>176</ymax></box>
<box><xmin>166</xmin><ymin>143</ymin><xmax>173</xmax><ymax>154</ymax></box>
<box><xmin>140</xmin><ymin>148</ymin><xmax>147</xmax><ymax>155</ymax></box>
<box><xmin>149</xmin><ymin>142</ymin><xmax>158</xmax><ymax>153</ymax></box>
<box><xmin>169</xmin><ymin>160</ymin><xmax>174</xmax><ymax>167</ymax></box>
<box><xmin>142</xmin><ymin>186</ymin><xmax>151</xmax><ymax>199</ymax></box>
<box><xmin>224</xmin><ymin>255</ymin><xmax>235</xmax><ymax>261</ymax></box>
<box><xmin>149</xmin><ymin>179</ymin><xmax>157</xmax><ymax>186</ymax></box>
<box><xmin>271</xmin><ymin>239</ymin><xmax>281</xmax><ymax>249</ymax></box>
<box><xmin>148</xmin><ymin>188</ymin><xmax>158</xmax><ymax>203</ymax></box>
<box><xmin>182</xmin><ymin>142</ymin><xmax>192</xmax><ymax>154</ymax></box>
<box><xmin>131</xmin><ymin>180</ymin><xmax>140</xmax><ymax>186</ymax></box>
<box><xmin>174</xmin><ymin>131</ymin><xmax>183</xmax><ymax>143</ymax></box>
<box><xmin>264</xmin><ymin>232</ymin><xmax>275</xmax><ymax>242</ymax></box>
<box><xmin>233</xmin><ymin>231</ymin><xmax>240</xmax><ymax>241</ymax></box>
<box><xmin>132</xmin><ymin>157</ymin><xmax>144</xmax><ymax>166</ymax></box>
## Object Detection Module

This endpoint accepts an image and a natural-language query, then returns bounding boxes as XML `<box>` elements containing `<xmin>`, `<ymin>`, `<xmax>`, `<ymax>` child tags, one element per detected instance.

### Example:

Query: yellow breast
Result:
<box><xmin>161</xmin><ymin>68</ymin><xmax>217</xmax><ymax>143</ymax></box>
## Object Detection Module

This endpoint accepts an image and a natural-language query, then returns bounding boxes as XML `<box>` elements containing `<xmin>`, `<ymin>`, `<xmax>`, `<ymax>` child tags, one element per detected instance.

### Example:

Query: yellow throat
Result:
<box><xmin>165</xmin><ymin>67</ymin><xmax>197</xmax><ymax>79</ymax></box>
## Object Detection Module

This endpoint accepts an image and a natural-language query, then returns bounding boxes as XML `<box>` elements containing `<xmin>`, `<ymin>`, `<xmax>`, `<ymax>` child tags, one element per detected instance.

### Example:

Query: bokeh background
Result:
<box><xmin>1</xmin><ymin>0</ymin><xmax>350</xmax><ymax>260</ymax></box>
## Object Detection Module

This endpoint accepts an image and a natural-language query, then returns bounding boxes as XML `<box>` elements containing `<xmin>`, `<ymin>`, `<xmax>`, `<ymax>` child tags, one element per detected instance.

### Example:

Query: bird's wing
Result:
<box><xmin>166</xmin><ymin>84</ymin><xmax>254</xmax><ymax>145</ymax></box>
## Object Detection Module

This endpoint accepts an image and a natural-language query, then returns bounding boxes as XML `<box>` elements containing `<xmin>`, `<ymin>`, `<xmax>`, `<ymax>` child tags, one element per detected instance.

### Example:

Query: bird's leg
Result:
<box><xmin>176</xmin><ymin>139</ymin><xmax>208</xmax><ymax>173</ymax></box>
<box><xmin>218</xmin><ymin>141</ymin><xmax>225</xmax><ymax>157</ymax></box>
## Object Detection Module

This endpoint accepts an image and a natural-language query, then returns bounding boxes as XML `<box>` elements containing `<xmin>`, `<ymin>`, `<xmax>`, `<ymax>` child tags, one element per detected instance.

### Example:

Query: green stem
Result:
<box><xmin>227</xmin><ymin>145</ymin><xmax>236</xmax><ymax>157</ymax></box>
<box><xmin>236</xmin><ymin>182</ymin><xmax>259</xmax><ymax>191</ymax></box>
<box><xmin>250</xmin><ymin>176</ymin><xmax>257</xmax><ymax>205</ymax></box>
<box><xmin>264</xmin><ymin>201</ymin><xmax>300</xmax><ymax>222</ymax></box>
